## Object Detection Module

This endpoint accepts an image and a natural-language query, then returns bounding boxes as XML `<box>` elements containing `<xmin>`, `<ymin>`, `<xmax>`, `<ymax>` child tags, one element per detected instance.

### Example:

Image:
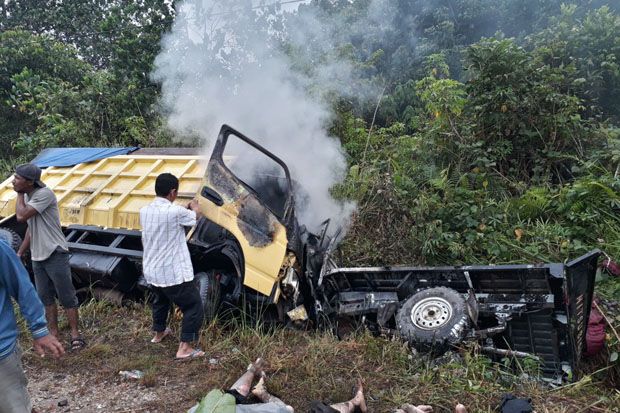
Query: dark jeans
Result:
<box><xmin>151</xmin><ymin>281</ymin><xmax>204</xmax><ymax>343</ymax></box>
<box><xmin>32</xmin><ymin>248</ymin><xmax>78</xmax><ymax>308</ymax></box>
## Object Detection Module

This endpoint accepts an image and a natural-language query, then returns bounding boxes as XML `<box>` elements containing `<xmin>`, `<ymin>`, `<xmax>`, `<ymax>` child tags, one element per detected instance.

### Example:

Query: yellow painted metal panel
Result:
<box><xmin>198</xmin><ymin>197</ymin><xmax>288</xmax><ymax>296</ymax></box>
<box><xmin>198</xmin><ymin>158</ymin><xmax>289</xmax><ymax>297</ymax></box>
<box><xmin>0</xmin><ymin>155</ymin><xmax>206</xmax><ymax>230</ymax></box>
<box><xmin>0</xmin><ymin>153</ymin><xmax>288</xmax><ymax>298</ymax></box>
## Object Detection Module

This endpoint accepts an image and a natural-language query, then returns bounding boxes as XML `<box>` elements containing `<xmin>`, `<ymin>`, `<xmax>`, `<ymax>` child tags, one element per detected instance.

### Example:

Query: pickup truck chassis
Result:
<box><xmin>312</xmin><ymin>249</ymin><xmax>599</xmax><ymax>382</ymax></box>
<box><xmin>13</xmin><ymin>219</ymin><xmax>598</xmax><ymax>383</ymax></box>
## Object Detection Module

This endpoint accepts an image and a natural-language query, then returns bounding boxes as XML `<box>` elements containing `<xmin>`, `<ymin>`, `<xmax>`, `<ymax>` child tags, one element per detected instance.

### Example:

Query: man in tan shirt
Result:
<box><xmin>13</xmin><ymin>163</ymin><xmax>84</xmax><ymax>351</ymax></box>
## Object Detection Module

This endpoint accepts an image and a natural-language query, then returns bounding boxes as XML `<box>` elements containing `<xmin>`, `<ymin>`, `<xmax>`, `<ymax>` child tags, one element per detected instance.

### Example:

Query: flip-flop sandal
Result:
<box><xmin>70</xmin><ymin>337</ymin><xmax>87</xmax><ymax>351</ymax></box>
<box><xmin>150</xmin><ymin>327</ymin><xmax>173</xmax><ymax>343</ymax></box>
<box><xmin>174</xmin><ymin>349</ymin><xmax>205</xmax><ymax>361</ymax></box>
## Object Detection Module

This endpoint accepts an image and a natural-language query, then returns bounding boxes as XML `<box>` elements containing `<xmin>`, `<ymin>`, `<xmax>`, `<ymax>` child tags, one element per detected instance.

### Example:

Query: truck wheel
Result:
<box><xmin>396</xmin><ymin>287</ymin><xmax>469</xmax><ymax>353</ymax></box>
<box><xmin>196</xmin><ymin>271</ymin><xmax>221</xmax><ymax>322</ymax></box>
<box><xmin>0</xmin><ymin>227</ymin><xmax>22</xmax><ymax>253</ymax></box>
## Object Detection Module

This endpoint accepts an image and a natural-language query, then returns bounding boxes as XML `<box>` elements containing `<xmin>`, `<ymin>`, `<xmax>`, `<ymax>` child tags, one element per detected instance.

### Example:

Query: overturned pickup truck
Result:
<box><xmin>0</xmin><ymin>125</ymin><xmax>599</xmax><ymax>382</ymax></box>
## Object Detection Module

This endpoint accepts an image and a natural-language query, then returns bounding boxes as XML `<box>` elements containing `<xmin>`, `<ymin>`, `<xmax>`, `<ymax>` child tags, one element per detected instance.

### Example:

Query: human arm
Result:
<box><xmin>0</xmin><ymin>243</ymin><xmax>64</xmax><ymax>357</ymax></box>
<box><xmin>177</xmin><ymin>201</ymin><xmax>199</xmax><ymax>227</ymax></box>
<box><xmin>15</xmin><ymin>193</ymin><xmax>38</xmax><ymax>222</ymax></box>
<box><xmin>17</xmin><ymin>228</ymin><xmax>30</xmax><ymax>258</ymax></box>
<box><xmin>188</xmin><ymin>199</ymin><xmax>203</xmax><ymax>218</ymax></box>
<box><xmin>16</xmin><ymin>188</ymin><xmax>54</xmax><ymax>223</ymax></box>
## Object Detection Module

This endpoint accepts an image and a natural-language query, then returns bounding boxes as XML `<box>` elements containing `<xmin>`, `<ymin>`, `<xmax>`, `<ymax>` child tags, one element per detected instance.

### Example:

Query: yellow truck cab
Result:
<box><xmin>0</xmin><ymin>125</ymin><xmax>324</xmax><ymax>323</ymax></box>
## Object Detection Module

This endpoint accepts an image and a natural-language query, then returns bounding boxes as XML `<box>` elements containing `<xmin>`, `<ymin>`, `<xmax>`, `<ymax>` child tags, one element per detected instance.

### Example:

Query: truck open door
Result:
<box><xmin>565</xmin><ymin>249</ymin><xmax>600</xmax><ymax>372</ymax></box>
<box><xmin>197</xmin><ymin>125</ymin><xmax>293</xmax><ymax>299</ymax></box>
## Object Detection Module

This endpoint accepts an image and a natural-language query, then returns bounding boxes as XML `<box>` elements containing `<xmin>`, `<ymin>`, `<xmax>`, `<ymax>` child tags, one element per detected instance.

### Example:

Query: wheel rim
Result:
<box><xmin>410</xmin><ymin>297</ymin><xmax>453</xmax><ymax>330</ymax></box>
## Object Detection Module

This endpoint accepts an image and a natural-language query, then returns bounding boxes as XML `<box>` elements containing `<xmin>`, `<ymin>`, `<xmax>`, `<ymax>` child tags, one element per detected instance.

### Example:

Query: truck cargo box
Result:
<box><xmin>0</xmin><ymin>154</ymin><xmax>206</xmax><ymax>230</ymax></box>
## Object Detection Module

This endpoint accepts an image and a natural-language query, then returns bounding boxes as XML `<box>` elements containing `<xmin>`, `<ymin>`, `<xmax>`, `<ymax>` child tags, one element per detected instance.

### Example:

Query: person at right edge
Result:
<box><xmin>140</xmin><ymin>173</ymin><xmax>205</xmax><ymax>360</ymax></box>
<box><xmin>13</xmin><ymin>163</ymin><xmax>85</xmax><ymax>351</ymax></box>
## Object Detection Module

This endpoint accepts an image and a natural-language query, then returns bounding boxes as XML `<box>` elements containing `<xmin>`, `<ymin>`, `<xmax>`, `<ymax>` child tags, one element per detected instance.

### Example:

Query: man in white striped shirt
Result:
<box><xmin>140</xmin><ymin>173</ymin><xmax>205</xmax><ymax>360</ymax></box>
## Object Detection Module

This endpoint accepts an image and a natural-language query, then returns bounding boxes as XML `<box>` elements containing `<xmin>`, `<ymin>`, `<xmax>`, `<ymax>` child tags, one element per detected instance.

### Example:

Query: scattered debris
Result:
<box><xmin>118</xmin><ymin>370</ymin><xmax>144</xmax><ymax>380</ymax></box>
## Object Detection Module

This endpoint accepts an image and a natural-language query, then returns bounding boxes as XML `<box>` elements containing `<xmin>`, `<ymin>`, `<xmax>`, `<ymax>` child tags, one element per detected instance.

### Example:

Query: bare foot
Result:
<box><xmin>455</xmin><ymin>404</ymin><xmax>467</xmax><ymax>413</ymax></box>
<box><xmin>247</xmin><ymin>357</ymin><xmax>267</xmax><ymax>376</ymax></box>
<box><xmin>401</xmin><ymin>404</ymin><xmax>433</xmax><ymax>413</ymax></box>
<box><xmin>251</xmin><ymin>376</ymin><xmax>294</xmax><ymax>413</ymax></box>
<box><xmin>352</xmin><ymin>379</ymin><xmax>367</xmax><ymax>413</ymax></box>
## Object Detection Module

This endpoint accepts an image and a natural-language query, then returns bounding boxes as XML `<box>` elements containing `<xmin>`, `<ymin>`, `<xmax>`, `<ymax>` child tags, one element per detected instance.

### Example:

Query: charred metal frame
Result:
<box><xmin>314</xmin><ymin>250</ymin><xmax>600</xmax><ymax>381</ymax></box>
<box><xmin>210</xmin><ymin>125</ymin><xmax>298</xmax><ymax>236</ymax></box>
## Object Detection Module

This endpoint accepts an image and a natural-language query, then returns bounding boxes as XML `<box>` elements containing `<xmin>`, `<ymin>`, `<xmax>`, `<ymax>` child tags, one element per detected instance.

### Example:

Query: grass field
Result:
<box><xmin>19</xmin><ymin>283</ymin><xmax>620</xmax><ymax>413</ymax></box>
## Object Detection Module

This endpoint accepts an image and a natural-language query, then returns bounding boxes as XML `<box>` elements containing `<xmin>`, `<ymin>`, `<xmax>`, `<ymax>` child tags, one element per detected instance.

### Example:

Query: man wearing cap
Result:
<box><xmin>13</xmin><ymin>163</ymin><xmax>85</xmax><ymax>351</ymax></box>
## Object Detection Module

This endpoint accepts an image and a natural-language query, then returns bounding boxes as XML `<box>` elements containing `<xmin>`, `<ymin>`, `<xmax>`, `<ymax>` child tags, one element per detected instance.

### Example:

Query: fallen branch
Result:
<box><xmin>361</xmin><ymin>83</ymin><xmax>387</xmax><ymax>167</ymax></box>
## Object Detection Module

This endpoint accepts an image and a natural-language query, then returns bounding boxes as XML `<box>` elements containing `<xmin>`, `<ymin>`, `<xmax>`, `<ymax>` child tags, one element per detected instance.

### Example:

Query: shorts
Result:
<box><xmin>236</xmin><ymin>402</ymin><xmax>292</xmax><ymax>413</ymax></box>
<box><xmin>0</xmin><ymin>346</ymin><xmax>32</xmax><ymax>413</ymax></box>
<box><xmin>309</xmin><ymin>401</ymin><xmax>339</xmax><ymax>413</ymax></box>
<box><xmin>32</xmin><ymin>248</ymin><xmax>78</xmax><ymax>308</ymax></box>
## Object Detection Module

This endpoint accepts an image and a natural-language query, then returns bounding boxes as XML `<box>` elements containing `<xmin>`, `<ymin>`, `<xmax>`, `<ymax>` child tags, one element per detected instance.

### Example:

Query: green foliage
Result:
<box><xmin>0</xmin><ymin>2</ymin><xmax>175</xmax><ymax>173</ymax></box>
<box><xmin>0</xmin><ymin>30</ymin><xmax>89</xmax><ymax>160</ymax></box>
<box><xmin>3</xmin><ymin>58</ymin><xmax>172</xmax><ymax>164</ymax></box>
<box><xmin>529</xmin><ymin>5</ymin><xmax>620</xmax><ymax>122</ymax></box>
<box><xmin>338</xmin><ymin>7</ymin><xmax>620</xmax><ymax>273</ymax></box>
<box><xmin>465</xmin><ymin>37</ymin><xmax>601</xmax><ymax>185</ymax></box>
<box><xmin>1</xmin><ymin>1</ymin><xmax>620</xmax><ymax>284</ymax></box>
<box><xmin>1</xmin><ymin>0</ymin><xmax>618</xmax><ymax>393</ymax></box>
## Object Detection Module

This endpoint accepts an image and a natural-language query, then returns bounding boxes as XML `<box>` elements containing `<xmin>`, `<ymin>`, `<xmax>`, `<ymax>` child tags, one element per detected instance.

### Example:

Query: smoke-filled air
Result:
<box><xmin>151</xmin><ymin>0</ymin><xmax>375</xmax><ymax>234</ymax></box>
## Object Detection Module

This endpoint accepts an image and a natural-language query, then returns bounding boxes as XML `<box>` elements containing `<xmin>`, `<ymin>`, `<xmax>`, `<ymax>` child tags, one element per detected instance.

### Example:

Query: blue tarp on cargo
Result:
<box><xmin>32</xmin><ymin>147</ymin><xmax>139</xmax><ymax>168</ymax></box>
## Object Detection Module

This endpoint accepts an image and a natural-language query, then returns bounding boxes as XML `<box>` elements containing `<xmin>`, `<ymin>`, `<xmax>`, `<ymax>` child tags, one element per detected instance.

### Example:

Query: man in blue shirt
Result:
<box><xmin>0</xmin><ymin>239</ymin><xmax>64</xmax><ymax>413</ymax></box>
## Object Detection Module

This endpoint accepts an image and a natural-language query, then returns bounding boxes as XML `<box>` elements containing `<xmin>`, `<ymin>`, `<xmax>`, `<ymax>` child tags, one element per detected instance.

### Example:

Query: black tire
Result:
<box><xmin>195</xmin><ymin>271</ymin><xmax>221</xmax><ymax>322</ymax></box>
<box><xmin>396</xmin><ymin>287</ymin><xmax>470</xmax><ymax>353</ymax></box>
<box><xmin>0</xmin><ymin>227</ymin><xmax>22</xmax><ymax>253</ymax></box>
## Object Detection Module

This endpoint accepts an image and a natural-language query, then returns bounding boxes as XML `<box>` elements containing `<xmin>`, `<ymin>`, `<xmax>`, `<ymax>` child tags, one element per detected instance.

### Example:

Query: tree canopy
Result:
<box><xmin>1</xmin><ymin>0</ymin><xmax>619</xmax><ymax>267</ymax></box>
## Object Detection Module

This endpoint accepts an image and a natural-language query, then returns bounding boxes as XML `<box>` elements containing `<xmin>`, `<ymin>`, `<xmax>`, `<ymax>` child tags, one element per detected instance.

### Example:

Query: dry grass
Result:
<box><xmin>17</xmin><ymin>299</ymin><xmax>620</xmax><ymax>412</ymax></box>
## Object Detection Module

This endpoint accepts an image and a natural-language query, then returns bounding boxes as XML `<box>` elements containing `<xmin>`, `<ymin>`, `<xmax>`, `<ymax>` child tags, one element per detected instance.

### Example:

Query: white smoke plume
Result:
<box><xmin>151</xmin><ymin>0</ymin><xmax>385</xmax><ymax>234</ymax></box>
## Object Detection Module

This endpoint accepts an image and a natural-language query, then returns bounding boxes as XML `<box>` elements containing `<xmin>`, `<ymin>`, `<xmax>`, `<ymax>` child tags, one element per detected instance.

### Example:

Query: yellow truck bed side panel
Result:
<box><xmin>0</xmin><ymin>153</ymin><xmax>285</xmax><ymax>297</ymax></box>
<box><xmin>0</xmin><ymin>155</ymin><xmax>206</xmax><ymax>230</ymax></box>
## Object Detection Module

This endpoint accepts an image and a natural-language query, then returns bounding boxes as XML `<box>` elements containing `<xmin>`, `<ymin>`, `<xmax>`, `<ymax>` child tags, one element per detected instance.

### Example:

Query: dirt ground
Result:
<box><xmin>26</xmin><ymin>364</ymin><xmax>188</xmax><ymax>412</ymax></box>
<box><xmin>21</xmin><ymin>302</ymin><xmax>212</xmax><ymax>413</ymax></box>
